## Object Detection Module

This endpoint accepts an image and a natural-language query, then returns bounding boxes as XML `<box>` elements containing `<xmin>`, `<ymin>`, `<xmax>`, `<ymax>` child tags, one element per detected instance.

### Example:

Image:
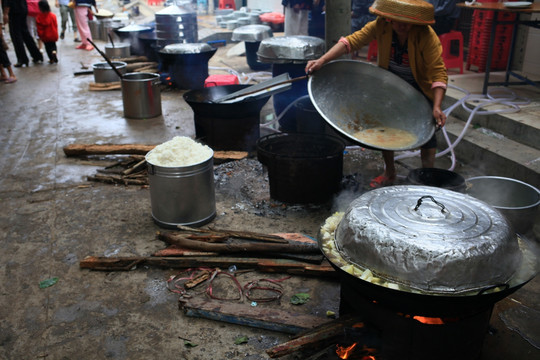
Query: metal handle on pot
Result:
<box><xmin>414</xmin><ymin>195</ymin><xmax>447</xmax><ymax>213</ymax></box>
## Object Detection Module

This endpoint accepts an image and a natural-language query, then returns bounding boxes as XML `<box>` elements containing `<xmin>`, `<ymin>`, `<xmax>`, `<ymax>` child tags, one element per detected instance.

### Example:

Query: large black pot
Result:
<box><xmin>159</xmin><ymin>48</ymin><xmax>217</xmax><ymax>89</ymax></box>
<box><xmin>183</xmin><ymin>85</ymin><xmax>271</xmax><ymax>151</ymax></box>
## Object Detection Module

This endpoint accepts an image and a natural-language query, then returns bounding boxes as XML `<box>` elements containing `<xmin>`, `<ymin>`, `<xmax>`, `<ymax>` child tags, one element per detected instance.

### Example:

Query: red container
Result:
<box><xmin>204</xmin><ymin>74</ymin><xmax>239</xmax><ymax>87</ymax></box>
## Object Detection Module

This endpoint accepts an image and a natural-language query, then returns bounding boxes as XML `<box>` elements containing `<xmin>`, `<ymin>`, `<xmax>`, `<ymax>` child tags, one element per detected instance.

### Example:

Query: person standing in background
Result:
<box><xmin>427</xmin><ymin>0</ymin><xmax>460</xmax><ymax>35</ymax></box>
<box><xmin>36</xmin><ymin>0</ymin><xmax>58</xmax><ymax>63</ymax></box>
<box><xmin>3</xmin><ymin>0</ymin><xmax>43</xmax><ymax>66</ymax></box>
<box><xmin>0</xmin><ymin>2</ymin><xmax>17</xmax><ymax>82</ymax></box>
<box><xmin>73</xmin><ymin>0</ymin><xmax>96</xmax><ymax>50</ymax></box>
<box><xmin>282</xmin><ymin>0</ymin><xmax>313</xmax><ymax>36</ymax></box>
<box><xmin>55</xmin><ymin>0</ymin><xmax>79</xmax><ymax>41</ymax></box>
<box><xmin>26</xmin><ymin>0</ymin><xmax>41</xmax><ymax>50</ymax></box>
<box><xmin>351</xmin><ymin>0</ymin><xmax>375</xmax><ymax>32</ymax></box>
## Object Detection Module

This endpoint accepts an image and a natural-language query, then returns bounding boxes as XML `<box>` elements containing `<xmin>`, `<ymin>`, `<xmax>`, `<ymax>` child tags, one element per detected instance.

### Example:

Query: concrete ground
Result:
<box><xmin>1</xmin><ymin>13</ymin><xmax>539</xmax><ymax>360</ymax></box>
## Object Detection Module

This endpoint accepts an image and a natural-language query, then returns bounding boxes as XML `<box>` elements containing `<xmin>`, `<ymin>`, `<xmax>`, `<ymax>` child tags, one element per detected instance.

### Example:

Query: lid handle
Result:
<box><xmin>413</xmin><ymin>195</ymin><xmax>447</xmax><ymax>213</ymax></box>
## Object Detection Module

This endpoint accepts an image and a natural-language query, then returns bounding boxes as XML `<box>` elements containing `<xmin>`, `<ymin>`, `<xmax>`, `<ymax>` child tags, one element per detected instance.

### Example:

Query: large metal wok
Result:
<box><xmin>308</xmin><ymin>60</ymin><xmax>435</xmax><ymax>151</ymax></box>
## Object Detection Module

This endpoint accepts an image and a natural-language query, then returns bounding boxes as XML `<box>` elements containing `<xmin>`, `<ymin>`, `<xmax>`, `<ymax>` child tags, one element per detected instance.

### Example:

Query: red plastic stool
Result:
<box><xmin>218</xmin><ymin>0</ymin><xmax>236</xmax><ymax>9</ymax></box>
<box><xmin>204</xmin><ymin>74</ymin><xmax>239</xmax><ymax>87</ymax></box>
<box><xmin>367</xmin><ymin>40</ymin><xmax>377</xmax><ymax>62</ymax></box>
<box><xmin>439</xmin><ymin>30</ymin><xmax>464</xmax><ymax>74</ymax></box>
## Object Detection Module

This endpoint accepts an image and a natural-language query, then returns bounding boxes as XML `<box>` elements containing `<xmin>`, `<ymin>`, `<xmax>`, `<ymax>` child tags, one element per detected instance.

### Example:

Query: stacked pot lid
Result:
<box><xmin>160</xmin><ymin>43</ymin><xmax>213</xmax><ymax>54</ymax></box>
<box><xmin>257</xmin><ymin>36</ymin><xmax>325</xmax><ymax>64</ymax></box>
<box><xmin>334</xmin><ymin>185</ymin><xmax>523</xmax><ymax>294</ymax></box>
<box><xmin>155</xmin><ymin>5</ymin><xmax>198</xmax><ymax>45</ymax></box>
<box><xmin>231</xmin><ymin>24</ymin><xmax>272</xmax><ymax>42</ymax></box>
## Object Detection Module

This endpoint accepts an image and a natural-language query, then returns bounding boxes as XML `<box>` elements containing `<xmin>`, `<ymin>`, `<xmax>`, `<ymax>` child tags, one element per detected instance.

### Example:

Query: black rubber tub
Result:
<box><xmin>257</xmin><ymin>133</ymin><xmax>345</xmax><ymax>204</ymax></box>
<box><xmin>183</xmin><ymin>85</ymin><xmax>271</xmax><ymax>151</ymax></box>
<box><xmin>407</xmin><ymin>168</ymin><xmax>466</xmax><ymax>193</ymax></box>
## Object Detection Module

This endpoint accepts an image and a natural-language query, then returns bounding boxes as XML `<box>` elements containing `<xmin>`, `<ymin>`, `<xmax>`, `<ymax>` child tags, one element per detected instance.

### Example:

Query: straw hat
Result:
<box><xmin>369</xmin><ymin>0</ymin><xmax>435</xmax><ymax>25</ymax></box>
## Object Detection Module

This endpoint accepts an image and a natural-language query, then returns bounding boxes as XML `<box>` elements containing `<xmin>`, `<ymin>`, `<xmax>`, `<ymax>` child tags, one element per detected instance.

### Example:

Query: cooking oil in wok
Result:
<box><xmin>353</xmin><ymin>126</ymin><xmax>417</xmax><ymax>148</ymax></box>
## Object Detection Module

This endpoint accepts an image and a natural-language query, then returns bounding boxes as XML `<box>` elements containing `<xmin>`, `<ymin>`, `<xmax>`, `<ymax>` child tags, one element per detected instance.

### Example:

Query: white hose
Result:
<box><xmin>394</xmin><ymin>85</ymin><xmax>530</xmax><ymax>171</ymax></box>
<box><xmin>260</xmin><ymin>95</ymin><xmax>311</xmax><ymax>130</ymax></box>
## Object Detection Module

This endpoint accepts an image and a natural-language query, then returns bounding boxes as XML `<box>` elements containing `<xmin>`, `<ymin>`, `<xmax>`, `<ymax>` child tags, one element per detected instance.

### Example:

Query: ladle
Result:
<box><xmin>87</xmin><ymin>38</ymin><xmax>123</xmax><ymax>79</ymax></box>
<box><xmin>108</xmin><ymin>33</ymin><xmax>115</xmax><ymax>49</ymax></box>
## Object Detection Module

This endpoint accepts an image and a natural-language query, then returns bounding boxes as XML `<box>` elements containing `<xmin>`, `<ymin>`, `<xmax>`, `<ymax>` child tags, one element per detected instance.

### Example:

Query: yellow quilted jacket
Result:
<box><xmin>345</xmin><ymin>17</ymin><xmax>448</xmax><ymax>102</ymax></box>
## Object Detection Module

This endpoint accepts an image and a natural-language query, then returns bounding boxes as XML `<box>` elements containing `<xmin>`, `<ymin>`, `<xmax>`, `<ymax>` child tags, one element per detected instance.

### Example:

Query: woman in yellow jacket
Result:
<box><xmin>306</xmin><ymin>0</ymin><xmax>448</xmax><ymax>188</ymax></box>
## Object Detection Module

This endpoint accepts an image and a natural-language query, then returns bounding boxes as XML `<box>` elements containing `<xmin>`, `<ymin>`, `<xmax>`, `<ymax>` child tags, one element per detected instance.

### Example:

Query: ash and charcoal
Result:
<box><xmin>213</xmin><ymin>158</ymin><xmax>368</xmax><ymax>216</ymax></box>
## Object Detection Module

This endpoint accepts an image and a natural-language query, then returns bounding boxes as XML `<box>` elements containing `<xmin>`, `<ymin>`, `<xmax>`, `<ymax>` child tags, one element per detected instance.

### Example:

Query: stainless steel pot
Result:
<box><xmin>121</xmin><ymin>73</ymin><xmax>162</xmax><ymax>119</ymax></box>
<box><xmin>92</xmin><ymin>61</ymin><xmax>127</xmax><ymax>83</ymax></box>
<box><xmin>105</xmin><ymin>42</ymin><xmax>131</xmax><ymax>58</ymax></box>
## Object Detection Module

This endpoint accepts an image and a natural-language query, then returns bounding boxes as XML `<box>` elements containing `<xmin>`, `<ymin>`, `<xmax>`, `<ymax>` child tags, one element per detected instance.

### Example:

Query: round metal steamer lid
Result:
<box><xmin>335</xmin><ymin>185</ymin><xmax>522</xmax><ymax>294</ymax></box>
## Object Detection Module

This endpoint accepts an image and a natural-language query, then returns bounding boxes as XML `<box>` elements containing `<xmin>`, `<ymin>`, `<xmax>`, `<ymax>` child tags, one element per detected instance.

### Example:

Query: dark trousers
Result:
<box><xmin>44</xmin><ymin>42</ymin><xmax>57</xmax><ymax>62</ymax></box>
<box><xmin>8</xmin><ymin>13</ymin><xmax>43</xmax><ymax>64</ymax></box>
<box><xmin>0</xmin><ymin>43</ymin><xmax>12</xmax><ymax>67</ymax></box>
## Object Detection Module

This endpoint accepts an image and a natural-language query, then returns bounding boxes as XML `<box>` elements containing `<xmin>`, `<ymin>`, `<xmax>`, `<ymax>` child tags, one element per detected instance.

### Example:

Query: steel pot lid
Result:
<box><xmin>334</xmin><ymin>185</ymin><xmax>522</xmax><ymax>294</ymax></box>
<box><xmin>117</xmin><ymin>24</ymin><xmax>152</xmax><ymax>33</ymax></box>
<box><xmin>256</xmin><ymin>36</ymin><xmax>325</xmax><ymax>63</ymax></box>
<box><xmin>160</xmin><ymin>43</ymin><xmax>213</xmax><ymax>54</ymax></box>
<box><xmin>231</xmin><ymin>25</ymin><xmax>273</xmax><ymax>42</ymax></box>
<box><xmin>156</xmin><ymin>5</ymin><xmax>195</xmax><ymax>15</ymax></box>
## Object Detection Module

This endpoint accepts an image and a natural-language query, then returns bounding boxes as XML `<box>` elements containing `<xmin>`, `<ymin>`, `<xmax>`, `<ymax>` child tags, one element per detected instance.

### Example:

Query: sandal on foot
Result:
<box><xmin>76</xmin><ymin>44</ymin><xmax>86</xmax><ymax>49</ymax></box>
<box><xmin>5</xmin><ymin>77</ymin><xmax>17</xmax><ymax>84</ymax></box>
<box><xmin>369</xmin><ymin>175</ymin><xmax>395</xmax><ymax>189</ymax></box>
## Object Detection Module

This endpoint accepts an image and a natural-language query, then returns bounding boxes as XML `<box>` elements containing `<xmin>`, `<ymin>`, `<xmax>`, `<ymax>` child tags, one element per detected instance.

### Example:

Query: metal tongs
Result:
<box><xmin>212</xmin><ymin>73</ymin><xmax>309</xmax><ymax>104</ymax></box>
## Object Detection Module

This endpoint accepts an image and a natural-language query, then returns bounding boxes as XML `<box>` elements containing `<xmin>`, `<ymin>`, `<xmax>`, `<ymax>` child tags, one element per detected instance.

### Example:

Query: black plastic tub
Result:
<box><xmin>183</xmin><ymin>85</ymin><xmax>270</xmax><ymax>151</ymax></box>
<box><xmin>407</xmin><ymin>168</ymin><xmax>466</xmax><ymax>193</ymax></box>
<box><xmin>257</xmin><ymin>133</ymin><xmax>345</xmax><ymax>204</ymax></box>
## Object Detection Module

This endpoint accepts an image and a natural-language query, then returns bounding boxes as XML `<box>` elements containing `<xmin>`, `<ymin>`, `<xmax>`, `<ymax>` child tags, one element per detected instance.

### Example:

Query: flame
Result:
<box><xmin>336</xmin><ymin>342</ymin><xmax>357</xmax><ymax>359</ymax></box>
<box><xmin>352</xmin><ymin>322</ymin><xmax>365</xmax><ymax>328</ymax></box>
<box><xmin>413</xmin><ymin>316</ymin><xmax>445</xmax><ymax>325</ymax></box>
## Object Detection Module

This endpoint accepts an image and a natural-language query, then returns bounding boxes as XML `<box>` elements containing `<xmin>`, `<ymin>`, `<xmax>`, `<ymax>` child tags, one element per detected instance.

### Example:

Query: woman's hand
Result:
<box><xmin>305</xmin><ymin>58</ymin><xmax>326</xmax><ymax>74</ymax></box>
<box><xmin>433</xmin><ymin>106</ymin><xmax>446</xmax><ymax>128</ymax></box>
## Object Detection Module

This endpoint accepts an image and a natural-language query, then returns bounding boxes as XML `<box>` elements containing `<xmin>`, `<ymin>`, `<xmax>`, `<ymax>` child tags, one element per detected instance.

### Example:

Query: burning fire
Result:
<box><xmin>336</xmin><ymin>343</ymin><xmax>377</xmax><ymax>359</ymax></box>
<box><xmin>336</xmin><ymin>342</ymin><xmax>357</xmax><ymax>359</ymax></box>
<box><xmin>413</xmin><ymin>316</ymin><xmax>445</xmax><ymax>325</ymax></box>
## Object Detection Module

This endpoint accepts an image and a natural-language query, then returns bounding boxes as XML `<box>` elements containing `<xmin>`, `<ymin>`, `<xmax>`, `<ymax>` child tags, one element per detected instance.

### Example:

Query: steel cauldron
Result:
<box><xmin>308</xmin><ymin>60</ymin><xmax>436</xmax><ymax>151</ymax></box>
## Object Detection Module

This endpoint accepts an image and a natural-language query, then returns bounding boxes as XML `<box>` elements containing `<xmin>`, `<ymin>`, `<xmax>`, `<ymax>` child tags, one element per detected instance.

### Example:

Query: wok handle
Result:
<box><xmin>413</xmin><ymin>195</ymin><xmax>447</xmax><ymax>213</ymax></box>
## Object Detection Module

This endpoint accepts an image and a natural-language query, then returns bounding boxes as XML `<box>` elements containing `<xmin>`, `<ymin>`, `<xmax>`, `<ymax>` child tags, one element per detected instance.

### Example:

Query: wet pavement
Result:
<box><xmin>0</xmin><ymin>11</ymin><xmax>539</xmax><ymax>360</ymax></box>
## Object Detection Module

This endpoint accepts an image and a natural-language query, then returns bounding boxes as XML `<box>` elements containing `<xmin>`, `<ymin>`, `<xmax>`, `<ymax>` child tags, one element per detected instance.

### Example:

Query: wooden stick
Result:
<box><xmin>177</xmin><ymin>225</ymin><xmax>288</xmax><ymax>244</ymax></box>
<box><xmin>160</xmin><ymin>233</ymin><xmax>319</xmax><ymax>254</ymax></box>
<box><xmin>266</xmin><ymin>315</ymin><xmax>362</xmax><ymax>358</ymax></box>
<box><xmin>64</xmin><ymin>144</ymin><xmax>155</xmax><ymax>156</ymax></box>
<box><xmin>79</xmin><ymin>256</ymin><xmax>337</xmax><ymax>277</ymax></box>
<box><xmin>63</xmin><ymin>144</ymin><xmax>248</xmax><ymax>162</ymax></box>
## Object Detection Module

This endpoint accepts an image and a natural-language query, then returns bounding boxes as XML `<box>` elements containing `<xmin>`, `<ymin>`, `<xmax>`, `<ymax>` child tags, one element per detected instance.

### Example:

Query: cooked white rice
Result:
<box><xmin>146</xmin><ymin>136</ymin><xmax>213</xmax><ymax>167</ymax></box>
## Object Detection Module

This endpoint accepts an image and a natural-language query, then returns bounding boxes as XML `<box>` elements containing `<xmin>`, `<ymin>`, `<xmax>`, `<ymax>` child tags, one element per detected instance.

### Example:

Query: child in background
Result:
<box><xmin>36</xmin><ymin>0</ymin><xmax>59</xmax><ymax>63</ymax></box>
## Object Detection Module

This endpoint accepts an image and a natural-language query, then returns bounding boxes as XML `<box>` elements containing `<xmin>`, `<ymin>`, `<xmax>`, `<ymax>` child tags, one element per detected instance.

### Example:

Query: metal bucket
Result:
<box><xmin>92</xmin><ymin>61</ymin><xmax>127</xmax><ymax>83</ymax></box>
<box><xmin>466</xmin><ymin>176</ymin><xmax>540</xmax><ymax>235</ymax></box>
<box><xmin>121</xmin><ymin>73</ymin><xmax>162</xmax><ymax>119</ymax></box>
<box><xmin>105</xmin><ymin>43</ymin><xmax>131</xmax><ymax>58</ymax></box>
<box><xmin>146</xmin><ymin>152</ymin><xmax>216</xmax><ymax>228</ymax></box>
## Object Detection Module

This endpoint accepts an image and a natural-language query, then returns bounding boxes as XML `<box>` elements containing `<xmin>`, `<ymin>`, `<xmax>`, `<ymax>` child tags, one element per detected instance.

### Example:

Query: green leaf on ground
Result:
<box><xmin>39</xmin><ymin>277</ymin><xmax>59</xmax><ymax>289</ymax></box>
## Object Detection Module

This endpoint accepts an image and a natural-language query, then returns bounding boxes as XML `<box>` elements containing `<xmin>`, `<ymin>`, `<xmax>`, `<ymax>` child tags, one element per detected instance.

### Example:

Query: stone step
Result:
<box><xmin>443</xmin><ymin>85</ymin><xmax>540</xmax><ymax>151</ymax></box>
<box><xmin>438</xmin><ymin>115</ymin><xmax>540</xmax><ymax>189</ymax></box>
